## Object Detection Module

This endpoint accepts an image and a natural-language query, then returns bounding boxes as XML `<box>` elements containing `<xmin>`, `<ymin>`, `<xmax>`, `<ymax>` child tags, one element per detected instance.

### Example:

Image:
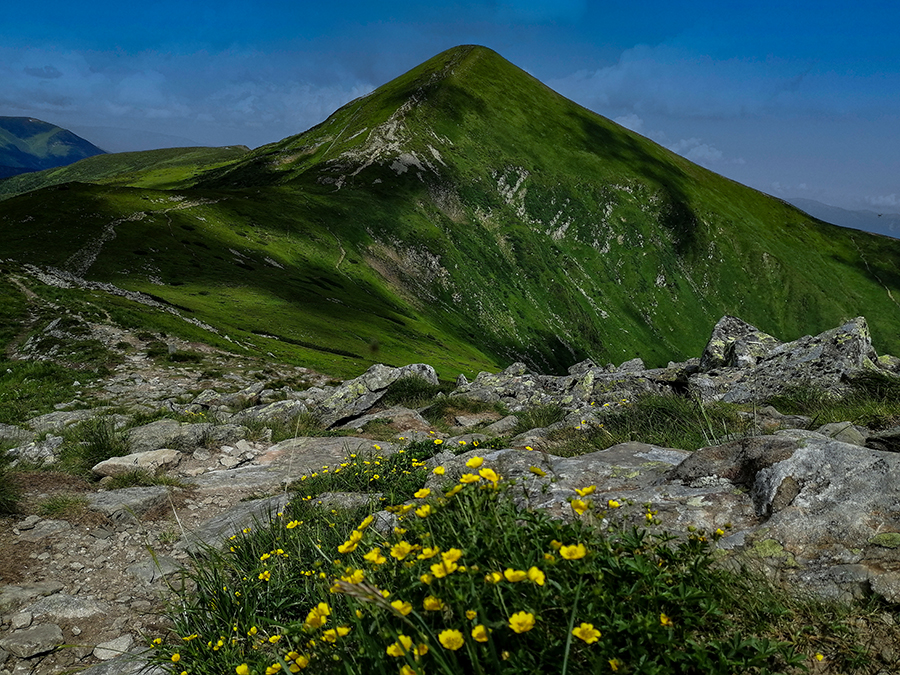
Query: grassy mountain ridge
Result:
<box><xmin>0</xmin><ymin>145</ymin><xmax>250</xmax><ymax>200</ymax></box>
<box><xmin>0</xmin><ymin>117</ymin><xmax>105</xmax><ymax>178</ymax></box>
<box><xmin>2</xmin><ymin>45</ymin><xmax>900</xmax><ymax>379</ymax></box>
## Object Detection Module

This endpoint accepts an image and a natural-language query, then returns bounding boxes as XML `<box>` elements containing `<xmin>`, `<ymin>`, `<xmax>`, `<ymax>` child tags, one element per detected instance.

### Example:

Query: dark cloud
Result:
<box><xmin>23</xmin><ymin>65</ymin><xmax>62</xmax><ymax>79</ymax></box>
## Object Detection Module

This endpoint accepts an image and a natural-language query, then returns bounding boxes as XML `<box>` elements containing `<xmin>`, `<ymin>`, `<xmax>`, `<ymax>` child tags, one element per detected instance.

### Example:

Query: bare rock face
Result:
<box><xmin>91</xmin><ymin>449</ymin><xmax>182</xmax><ymax>477</ymax></box>
<box><xmin>689</xmin><ymin>317</ymin><xmax>880</xmax><ymax>403</ymax></box>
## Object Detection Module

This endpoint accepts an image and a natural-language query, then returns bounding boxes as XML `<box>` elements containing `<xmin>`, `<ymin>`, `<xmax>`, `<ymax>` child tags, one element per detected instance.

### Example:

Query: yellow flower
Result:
<box><xmin>391</xmin><ymin>599</ymin><xmax>413</xmax><ymax>616</ymax></box>
<box><xmin>268</xmin><ymin>634</ymin><xmax>282</xmax><ymax>644</ymax></box>
<box><xmin>460</xmin><ymin>473</ymin><xmax>481</xmax><ymax>484</ymax></box>
<box><xmin>560</xmin><ymin>543</ymin><xmax>587</xmax><ymax>560</ymax></box>
<box><xmin>572</xmin><ymin>622</ymin><xmax>601</xmax><ymax>644</ymax></box>
<box><xmin>419</xmin><ymin>573</ymin><xmax>434</xmax><ymax>584</ymax></box>
<box><xmin>321</xmin><ymin>628</ymin><xmax>340</xmax><ymax>643</ymax></box>
<box><xmin>363</xmin><ymin>547</ymin><xmax>386</xmax><ymax>565</ymax></box>
<box><xmin>414</xmin><ymin>488</ymin><xmax>431</xmax><ymax>499</ymax></box>
<box><xmin>265</xmin><ymin>666</ymin><xmax>282</xmax><ymax>675</ymax></box>
<box><xmin>528</xmin><ymin>465</ymin><xmax>546</xmax><ymax>476</ymax></box>
<box><xmin>258</xmin><ymin>570</ymin><xmax>271</xmax><ymax>582</ymax></box>
<box><xmin>434</xmin><ymin>438</ymin><xmax>444</xmax><ymax>445</ymax></box>
<box><xmin>438</xmin><ymin>629</ymin><xmax>465</xmax><ymax>650</ymax></box>
<box><xmin>484</xmin><ymin>571</ymin><xmax>503</xmax><ymax>584</ymax></box>
<box><xmin>466</xmin><ymin>456</ymin><xmax>484</xmax><ymax>469</ymax></box>
<box><xmin>459</xmin><ymin>440</ymin><xmax>467</xmax><ymax>445</ymax></box>
<box><xmin>607</xmin><ymin>499</ymin><xmax>621</xmax><ymax>509</ymax></box>
<box><xmin>399</xmin><ymin>667</ymin><xmax>417</xmax><ymax>675</ymax></box>
<box><xmin>527</xmin><ymin>566</ymin><xmax>545</xmax><ymax>586</ymax></box>
<box><xmin>441</xmin><ymin>548</ymin><xmax>463</xmax><ymax>564</ymax></box>
<box><xmin>815</xmin><ymin>653</ymin><xmax>825</xmax><ymax>661</ymax></box>
<box><xmin>550</xmin><ymin>539</ymin><xmax>562</xmax><ymax>550</ymax></box>
<box><xmin>609</xmin><ymin>658</ymin><xmax>621</xmax><ymax>671</ymax></box>
<box><xmin>715</xmin><ymin>528</ymin><xmax>725</xmax><ymax>537</ymax></box>
<box><xmin>357</xmin><ymin>514</ymin><xmax>374</xmax><ymax>530</ymax></box>
<box><xmin>236</xmin><ymin>665</ymin><xmax>250</xmax><ymax>675</ymax></box>
<box><xmin>415</xmin><ymin>504</ymin><xmax>432</xmax><ymax>518</ymax></box>
<box><xmin>466</xmin><ymin>610</ymin><xmax>478</xmax><ymax>620</ymax></box>
<box><xmin>247</xmin><ymin>626</ymin><xmax>258</xmax><ymax>636</ymax></box>
<box><xmin>504</xmin><ymin>568</ymin><xmax>527</xmax><ymax>582</ymax></box>
<box><xmin>293</xmin><ymin>655</ymin><xmax>310</xmax><ymax>669</ymax></box>
<box><xmin>571</xmin><ymin>499</ymin><xmax>590</xmax><ymax>515</ymax></box>
<box><xmin>471</xmin><ymin>624</ymin><xmax>490</xmax><ymax>642</ymax></box>
<box><xmin>423</xmin><ymin>595</ymin><xmax>445</xmax><ymax>611</ymax></box>
<box><xmin>479</xmin><ymin>467</ymin><xmax>500</xmax><ymax>484</ymax></box>
<box><xmin>337</xmin><ymin>539</ymin><xmax>359</xmax><ymax>554</ymax></box>
<box><xmin>386</xmin><ymin>635</ymin><xmax>414</xmax><ymax>657</ymax></box>
<box><xmin>171</xmin><ymin>653</ymin><xmax>181</xmax><ymax>663</ymax></box>
<box><xmin>304</xmin><ymin>602</ymin><xmax>331</xmax><ymax>629</ymax></box>
<box><xmin>508</xmin><ymin>611</ymin><xmax>536</xmax><ymax>633</ymax></box>
<box><xmin>445</xmin><ymin>484</ymin><xmax>463</xmax><ymax>497</ymax></box>
<box><xmin>418</xmin><ymin>546</ymin><xmax>440</xmax><ymax>560</ymax></box>
<box><xmin>433</xmin><ymin>466</ymin><xmax>445</xmax><ymax>475</ymax></box>
<box><xmin>574</xmin><ymin>485</ymin><xmax>596</xmax><ymax>496</ymax></box>
<box><xmin>431</xmin><ymin>560</ymin><xmax>458</xmax><ymax>578</ymax></box>
<box><xmin>525</xmin><ymin>446</ymin><xmax>534</xmax><ymax>451</ymax></box>
<box><xmin>660</xmin><ymin>612</ymin><xmax>673</xmax><ymax>627</ymax></box>
<box><xmin>391</xmin><ymin>541</ymin><xmax>415</xmax><ymax>560</ymax></box>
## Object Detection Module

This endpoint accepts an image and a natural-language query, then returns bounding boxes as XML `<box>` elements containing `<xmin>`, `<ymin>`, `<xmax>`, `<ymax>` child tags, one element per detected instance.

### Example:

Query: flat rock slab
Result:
<box><xmin>126</xmin><ymin>556</ymin><xmax>183</xmax><ymax>585</ymax></box>
<box><xmin>177</xmin><ymin>494</ymin><xmax>290</xmax><ymax>555</ymax></box>
<box><xmin>335</xmin><ymin>406</ymin><xmax>431</xmax><ymax>433</ymax></box>
<box><xmin>17</xmin><ymin>519</ymin><xmax>72</xmax><ymax>542</ymax></box>
<box><xmin>94</xmin><ymin>635</ymin><xmax>134</xmax><ymax>661</ymax></box>
<box><xmin>92</xmin><ymin>448</ymin><xmax>182</xmax><ymax>477</ymax></box>
<box><xmin>86</xmin><ymin>486</ymin><xmax>170</xmax><ymax>522</ymax></box>
<box><xmin>23</xmin><ymin>592</ymin><xmax>108</xmax><ymax>620</ymax></box>
<box><xmin>255</xmin><ymin>436</ymin><xmax>397</xmax><ymax>477</ymax></box>
<box><xmin>0</xmin><ymin>623</ymin><xmax>64</xmax><ymax>658</ymax></box>
<box><xmin>0</xmin><ymin>581</ymin><xmax>65</xmax><ymax>613</ymax></box>
<box><xmin>77</xmin><ymin>648</ymin><xmax>167</xmax><ymax>675</ymax></box>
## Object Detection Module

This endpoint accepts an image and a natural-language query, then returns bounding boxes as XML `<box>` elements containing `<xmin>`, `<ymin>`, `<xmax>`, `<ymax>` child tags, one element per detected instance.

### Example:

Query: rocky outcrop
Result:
<box><xmin>3</xmin><ymin>314</ymin><xmax>900</xmax><ymax>675</ymax></box>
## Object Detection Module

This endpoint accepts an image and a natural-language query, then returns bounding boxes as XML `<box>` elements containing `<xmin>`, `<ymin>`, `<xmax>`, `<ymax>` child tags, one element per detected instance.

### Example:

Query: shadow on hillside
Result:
<box><xmin>573</xmin><ymin>113</ymin><xmax>700</xmax><ymax>256</ymax></box>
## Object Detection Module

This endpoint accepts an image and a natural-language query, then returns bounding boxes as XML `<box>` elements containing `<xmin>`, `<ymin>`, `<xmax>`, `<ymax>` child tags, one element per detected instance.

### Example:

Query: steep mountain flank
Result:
<box><xmin>0</xmin><ymin>117</ymin><xmax>105</xmax><ymax>178</ymax></box>
<box><xmin>2</xmin><ymin>46</ymin><xmax>900</xmax><ymax>377</ymax></box>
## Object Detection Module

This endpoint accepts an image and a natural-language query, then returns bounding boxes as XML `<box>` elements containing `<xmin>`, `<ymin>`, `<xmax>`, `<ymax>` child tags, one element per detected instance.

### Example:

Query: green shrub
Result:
<box><xmin>0</xmin><ymin>359</ymin><xmax>83</xmax><ymax>425</ymax></box>
<box><xmin>767</xmin><ymin>377</ymin><xmax>900</xmax><ymax>431</ymax></box>
<box><xmin>288</xmin><ymin>440</ymin><xmax>441</xmax><ymax>505</ymax></box>
<box><xmin>56</xmin><ymin>418</ymin><xmax>132</xmax><ymax>477</ymax></box>
<box><xmin>509</xmin><ymin>403</ymin><xmax>567</xmax><ymax>434</ymax></box>
<box><xmin>553</xmin><ymin>395</ymin><xmax>745</xmax><ymax>454</ymax></box>
<box><xmin>381</xmin><ymin>376</ymin><xmax>454</xmax><ymax>408</ymax></box>
<box><xmin>0</xmin><ymin>450</ymin><xmax>19</xmax><ymax>514</ymax></box>
<box><xmin>150</xmin><ymin>464</ymin><xmax>808</xmax><ymax>674</ymax></box>
<box><xmin>37</xmin><ymin>494</ymin><xmax>88</xmax><ymax>517</ymax></box>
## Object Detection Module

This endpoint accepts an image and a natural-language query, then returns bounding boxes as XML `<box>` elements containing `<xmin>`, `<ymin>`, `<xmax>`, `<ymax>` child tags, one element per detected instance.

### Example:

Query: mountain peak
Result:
<box><xmin>0</xmin><ymin>116</ymin><xmax>105</xmax><ymax>178</ymax></box>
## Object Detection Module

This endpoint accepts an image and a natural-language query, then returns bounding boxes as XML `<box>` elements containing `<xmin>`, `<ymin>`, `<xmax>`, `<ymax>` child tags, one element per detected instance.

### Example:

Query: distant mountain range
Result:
<box><xmin>786</xmin><ymin>197</ymin><xmax>900</xmax><ymax>239</ymax></box>
<box><xmin>2</xmin><ymin>45</ymin><xmax>900</xmax><ymax>379</ymax></box>
<box><xmin>0</xmin><ymin>117</ymin><xmax>105</xmax><ymax>178</ymax></box>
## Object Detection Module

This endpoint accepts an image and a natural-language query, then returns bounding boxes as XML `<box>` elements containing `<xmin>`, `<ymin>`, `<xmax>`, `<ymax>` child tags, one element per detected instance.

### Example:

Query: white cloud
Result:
<box><xmin>866</xmin><ymin>194</ymin><xmax>899</xmax><ymax>208</ymax></box>
<box><xmin>613</xmin><ymin>113</ymin><xmax>643</xmax><ymax>132</ymax></box>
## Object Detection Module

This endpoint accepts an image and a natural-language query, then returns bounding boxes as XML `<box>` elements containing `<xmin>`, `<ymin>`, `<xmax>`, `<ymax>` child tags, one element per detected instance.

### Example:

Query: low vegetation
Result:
<box><xmin>148</xmin><ymin>446</ymin><xmax>895</xmax><ymax>674</ymax></box>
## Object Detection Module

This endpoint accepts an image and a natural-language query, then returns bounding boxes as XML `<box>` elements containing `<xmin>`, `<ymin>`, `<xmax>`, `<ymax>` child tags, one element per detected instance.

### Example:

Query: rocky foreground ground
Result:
<box><xmin>2</xmin><ymin>315</ymin><xmax>900</xmax><ymax>674</ymax></box>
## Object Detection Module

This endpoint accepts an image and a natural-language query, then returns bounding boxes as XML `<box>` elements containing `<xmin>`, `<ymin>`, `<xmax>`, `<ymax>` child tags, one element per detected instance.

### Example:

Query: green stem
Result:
<box><xmin>561</xmin><ymin>577</ymin><xmax>584</xmax><ymax>675</ymax></box>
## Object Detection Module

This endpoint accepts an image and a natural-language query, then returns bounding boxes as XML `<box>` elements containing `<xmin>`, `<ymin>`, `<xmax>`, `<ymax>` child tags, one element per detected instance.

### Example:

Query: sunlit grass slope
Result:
<box><xmin>0</xmin><ymin>146</ymin><xmax>249</xmax><ymax>199</ymax></box>
<box><xmin>2</xmin><ymin>45</ymin><xmax>900</xmax><ymax>378</ymax></box>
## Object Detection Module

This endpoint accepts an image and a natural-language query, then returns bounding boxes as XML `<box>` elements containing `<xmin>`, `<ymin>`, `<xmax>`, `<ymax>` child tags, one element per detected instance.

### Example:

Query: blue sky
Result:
<box><xmin>2</xmin><ymin>0</ymin><xmax>898</xmax><ymax>212</ymax></box>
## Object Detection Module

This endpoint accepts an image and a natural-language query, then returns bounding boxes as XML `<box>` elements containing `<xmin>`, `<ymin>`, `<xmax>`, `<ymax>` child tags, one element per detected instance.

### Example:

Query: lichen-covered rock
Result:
<box><xmin>91</xmin><ymin>448</ymin><xmax>182</xmax><ymax>477</ymax></box>
<box><xmin>690</xmin><ymin>317</ymin><xmax>880</xmax><ymax>403</ymax></box>
<box><xmin>316</xmin><ymin>363</ymin><xmax>438</xmax><ymax>427</ymax></box>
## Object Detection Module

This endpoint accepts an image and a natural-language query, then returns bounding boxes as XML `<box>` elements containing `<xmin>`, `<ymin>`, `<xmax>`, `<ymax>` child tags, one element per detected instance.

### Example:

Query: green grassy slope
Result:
<box><xmin>1</xmin><ymin>45</ymin><xmax>899</xmax><ymax>378</ymax></box>
<box><xmin>0</xmin><ymin>145</ymin><xmax>250</xmax><ymax>199</ymax></box>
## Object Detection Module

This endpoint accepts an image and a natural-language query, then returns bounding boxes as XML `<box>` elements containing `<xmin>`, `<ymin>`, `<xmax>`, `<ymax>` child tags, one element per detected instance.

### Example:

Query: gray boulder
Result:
<box><xmin>316</xmin><ymin>363</ymin><xmax>438</xmax><ymax>427</ymax></box>
<box><xmin>689</xmin><ymin>317</ymin><xmax>881</xmax><ymax>403</ymax></box>
<box><xmin>0</xmin><ymin>623</ymin><xmax>64</xmax><ymax>658</ymax></box>
<box><xmin>127</xmin><ymin>419</ymin><xmax>246</xmax><ymax>454</ymax></box>
<box><xmin>91</xmin><ymin>448</ymin><xmax>182</xmax><ymax>477</ymax></box>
